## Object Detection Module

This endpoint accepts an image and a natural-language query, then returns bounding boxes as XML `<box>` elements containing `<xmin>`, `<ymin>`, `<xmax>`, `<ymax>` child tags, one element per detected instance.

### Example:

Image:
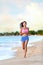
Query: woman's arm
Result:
<box><xmin>20</xmin><ymin>28</ymin><xmax>25</xmax><ymax>35</ymax></box>
<box><xmin>20</xmin><ymin>28</ymin><xmax>22</xmax><ymax>35</ymax></box>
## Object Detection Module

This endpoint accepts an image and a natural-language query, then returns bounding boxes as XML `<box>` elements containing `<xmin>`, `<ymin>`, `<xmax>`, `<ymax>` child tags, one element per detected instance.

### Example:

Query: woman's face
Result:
<box><xmin>23</xmin><ymin>22</ymin><xmax>26</xmax><ymax>27</ymax></box>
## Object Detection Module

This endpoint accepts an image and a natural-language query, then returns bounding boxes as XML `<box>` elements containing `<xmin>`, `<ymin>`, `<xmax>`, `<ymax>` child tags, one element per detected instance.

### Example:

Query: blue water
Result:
<box><xmin>0</xmin><ymin>35</ymin><xmax>43</xmax><ymax>60</ymax></box>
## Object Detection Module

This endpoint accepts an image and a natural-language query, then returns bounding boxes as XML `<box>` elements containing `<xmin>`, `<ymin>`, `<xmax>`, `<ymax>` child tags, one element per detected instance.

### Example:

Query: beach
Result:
<box><xmin>0</xmin><ymin>40</ymin><xmax>43</xmax><ymax>65</ymax></box>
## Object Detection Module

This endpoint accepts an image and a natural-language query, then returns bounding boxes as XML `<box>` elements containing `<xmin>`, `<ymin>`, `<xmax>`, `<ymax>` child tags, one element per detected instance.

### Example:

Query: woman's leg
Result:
<box><xmin>22</xmin><ymin>42</ymin><xmax>25</xmax><ymax>50</ymax></box>
<box><xmin>24</xmin><ymin>40</ymin><xmax>28</xmax><ymax>57</ymax></box>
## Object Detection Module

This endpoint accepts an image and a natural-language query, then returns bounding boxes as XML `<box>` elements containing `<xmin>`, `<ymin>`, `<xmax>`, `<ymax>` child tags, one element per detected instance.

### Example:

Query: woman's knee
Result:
<box><xmin>22</xmin><ymin>42</ymin><xmax>25</xmax><ymax>49</ymax></box>
<box><xmin>25</xmin><ymin>40</ymin><xmax>28</xmax><ymax>45</ymax></box>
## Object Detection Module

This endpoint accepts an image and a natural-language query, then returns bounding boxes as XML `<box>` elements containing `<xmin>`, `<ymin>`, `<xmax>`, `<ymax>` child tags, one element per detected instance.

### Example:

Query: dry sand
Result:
<box><xmin>0</xmin><ymin>40</ymin><xmax>43</xmax><ymax>65</ymax></box>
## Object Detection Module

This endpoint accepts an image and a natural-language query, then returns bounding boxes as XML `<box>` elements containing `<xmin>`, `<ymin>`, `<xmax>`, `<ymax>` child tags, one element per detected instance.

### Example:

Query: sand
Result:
<box><xmin>0</xmin><ymin>40</ymin><xmax>43</xmax><ymax>65</ymax></box>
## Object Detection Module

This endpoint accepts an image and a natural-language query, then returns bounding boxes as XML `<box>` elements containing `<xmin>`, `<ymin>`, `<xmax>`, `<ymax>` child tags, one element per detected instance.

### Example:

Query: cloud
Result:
<box><xmin>8</xmin><ymin>0</ymin><xmax>30</xmax><ymax>7</ymax></box>
<box><xmin>25</xmin><ymin>3</ymin><xmax>43</xmax><ymax>30</ymax></box>
<box><xmin>0</xmin><ymin>14</ymin><xmax>20</xmax><ymax>32</ymax></box>
<box><xmin>0</xmin><ymin>1</ymin><xmax>43</xmax><ymax>32</ymax></box>
<box><xmin>15</xmin><ymin>2</ymin><xmax>43</xmax><ymax>30</ymax></box>
<box><xmin>0</xmin><ymin>0</ymin><xmax>31</xmax><ymax>8</ymax></box>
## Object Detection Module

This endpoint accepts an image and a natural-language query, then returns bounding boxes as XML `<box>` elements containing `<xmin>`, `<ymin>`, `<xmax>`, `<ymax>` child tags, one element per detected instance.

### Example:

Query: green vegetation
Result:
<box><xmin>29</xmin><ymin>30</ymin><xmax>43</xmax><ymax>35</ymax></box>
<box><xmin>0</xmin><ymin>30</ymin><xmax>43</xmax><ymax>36</ymax></box>
<box><xmin>37</xmin><ymin>30</ymin><xmax>43</xmax><ymax>35</ymax></box>
<box><xmin>29</xmin><ymin>30</ymin><xmax>36</xmax><ymax>35</ymax></box>
<box><xmin>14</xmin><ymin>31</ymin><xmax>19</xmax><ymax>35</ymax></box>
<box><xmin>0</xmin><ymin>31</ymin><xmax>19</xmax><ymax>36</ymax></box>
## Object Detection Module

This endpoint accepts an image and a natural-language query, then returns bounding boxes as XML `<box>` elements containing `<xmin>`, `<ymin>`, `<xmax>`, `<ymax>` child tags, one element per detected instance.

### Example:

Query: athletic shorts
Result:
<box><xmin>21</xmin><ymin>36</ymin><xmax>29</xmax><ymax>42</ymax></box>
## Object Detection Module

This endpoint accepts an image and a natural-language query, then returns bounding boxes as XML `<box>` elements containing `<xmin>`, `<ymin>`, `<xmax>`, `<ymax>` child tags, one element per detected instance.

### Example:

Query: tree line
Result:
<box><xmin>0</xmin><ymin>30</ymin><xmax>43</xmax><ymax>36</ymax></box>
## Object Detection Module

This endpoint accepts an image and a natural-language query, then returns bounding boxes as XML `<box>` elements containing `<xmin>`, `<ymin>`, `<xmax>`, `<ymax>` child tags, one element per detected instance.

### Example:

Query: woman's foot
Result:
<box><xmin>24</xmin><ymin>54</ymin><xmax>26</xmax><ymax>58</ymax></box>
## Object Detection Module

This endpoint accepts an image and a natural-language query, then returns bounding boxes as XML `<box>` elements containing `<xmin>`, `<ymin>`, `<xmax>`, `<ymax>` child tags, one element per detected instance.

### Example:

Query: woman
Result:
<box><xmin>20</xmin><ymin>21</ymin><xmax>29</xmax><ymax>58</ymax></box>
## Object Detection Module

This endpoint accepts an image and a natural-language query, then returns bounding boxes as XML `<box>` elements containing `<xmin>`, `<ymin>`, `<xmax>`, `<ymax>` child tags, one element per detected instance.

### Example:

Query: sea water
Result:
<box><xmin>0</xmin><ymin>35</ymin><xmax>43</xmax><ymax>60</ymax></box>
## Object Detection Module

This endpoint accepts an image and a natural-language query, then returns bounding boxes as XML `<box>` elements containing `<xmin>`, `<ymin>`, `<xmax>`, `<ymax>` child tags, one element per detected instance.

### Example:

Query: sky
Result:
<box><xmin>0</xmin><ymin>0</ymin><xmax>43</xmax><ymax>32</ymax></box>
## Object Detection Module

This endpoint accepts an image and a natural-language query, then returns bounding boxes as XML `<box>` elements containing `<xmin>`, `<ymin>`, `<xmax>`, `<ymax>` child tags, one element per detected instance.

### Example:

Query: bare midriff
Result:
<box><xmin>22</xmin><ymin>33</ymin><xmax>28</xmax><ymax>36</ymax></box>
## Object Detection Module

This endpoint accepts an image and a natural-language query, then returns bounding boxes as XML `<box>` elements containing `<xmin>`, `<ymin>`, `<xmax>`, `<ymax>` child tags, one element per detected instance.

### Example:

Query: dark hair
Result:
<box><xmin>20</xmin><ymin>21</ymin><xmax>27</xmax><ymax>28</ymax></box>
<box><xmin>20</xmin><ymin>22</ymin><xmax>23</xmax><ymax>28</ymax></box>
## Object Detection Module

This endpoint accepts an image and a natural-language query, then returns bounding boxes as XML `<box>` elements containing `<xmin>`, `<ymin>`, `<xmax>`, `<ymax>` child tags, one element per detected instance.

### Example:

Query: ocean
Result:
<box><xmin>0</xmin><ymin>35</ymin><xmax>43</xmax><ymax>60</ymax></box>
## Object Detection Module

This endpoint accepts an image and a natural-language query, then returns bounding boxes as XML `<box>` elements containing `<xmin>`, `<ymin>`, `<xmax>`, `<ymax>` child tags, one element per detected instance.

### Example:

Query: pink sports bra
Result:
<box><xmin>22</xmin><ymin>28</ymin><xmax>28</xmax><ymax>33</ymax></box>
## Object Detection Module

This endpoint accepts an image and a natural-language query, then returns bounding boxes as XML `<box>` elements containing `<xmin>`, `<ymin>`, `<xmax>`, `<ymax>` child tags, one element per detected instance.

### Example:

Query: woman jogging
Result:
<box><xmin>20</xmin><ymin>21</ymin><xmax>29</xmax><ymax>58</ymax></box>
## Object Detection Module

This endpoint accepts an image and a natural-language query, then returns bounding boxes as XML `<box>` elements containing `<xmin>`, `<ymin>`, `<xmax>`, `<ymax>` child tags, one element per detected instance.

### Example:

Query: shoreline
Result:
<box><xmin>0</xmin><ymin>40</ymin><xmax>43</xmax><ymax>65</ymax></box>
<box><xmin>0</xmin><ymin>35</ymin><xmax>43</xmax><ymax>36</ymax></box>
